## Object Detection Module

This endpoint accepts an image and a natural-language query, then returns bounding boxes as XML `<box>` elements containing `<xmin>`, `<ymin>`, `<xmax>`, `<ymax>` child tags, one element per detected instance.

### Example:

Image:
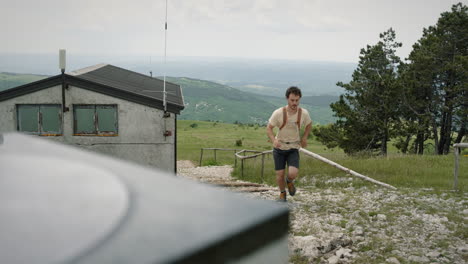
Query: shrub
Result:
<box><xmin>235</xmin><ymin>139</ymin><xmax>243</xmax><ymax>147</ymax></box>
<box><xmin>204</xmin><ymin>159</ymin><xmax>219</xmax><ymax>166</ymax></box>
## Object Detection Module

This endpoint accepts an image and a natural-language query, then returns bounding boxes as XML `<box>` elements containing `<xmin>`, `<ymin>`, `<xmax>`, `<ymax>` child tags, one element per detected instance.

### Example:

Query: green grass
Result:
<box><xmin>231</xmin><ymin>151</ymin><xmax>467</xmax><ymax>192</ymax></box>
<box><xmin>177</xmin><ymin>120</ymin><xmax>273</xmax><ymax>166</ymax></box>
<box><xmin>177</xmin><ymin>120</ymin><xmax>468</xmax><ymax>192</ymax></box>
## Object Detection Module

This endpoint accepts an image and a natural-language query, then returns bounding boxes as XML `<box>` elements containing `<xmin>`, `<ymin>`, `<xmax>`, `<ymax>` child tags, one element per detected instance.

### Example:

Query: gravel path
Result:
<box><xmin>177</xmin><ymin>161</ymin><xmax>468</xmax><ymax>264</ymax></box>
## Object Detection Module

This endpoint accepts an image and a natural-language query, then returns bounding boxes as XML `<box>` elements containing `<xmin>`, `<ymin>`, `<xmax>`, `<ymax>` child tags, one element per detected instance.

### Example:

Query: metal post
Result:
<box><xmin>214</xmin><ymin>149</ymin><xmax>217</xmax><ymax>163</ymax></box>
<box><xmin>234</xmin><ymin>150</ymin><xmax>237</xmax><ymax>167</ymax></box>
<box><xmin>199</xmin><ymin>148</ymin><xmax>204</xmax><ymax>166</ymax></box>
<box><xmin>261</xmin><ymin>153</ymin><xmax>265</xmax><ymax>182</ymax></box>
<box><xmin>241</xmin><ymin>159</ymin><xmax>244</xmax><ymax>179</ymax></box>
<box><xmin>454</xmin><ymin>146</ymin><xmax>459</xmax><ymax>190</ymax></box>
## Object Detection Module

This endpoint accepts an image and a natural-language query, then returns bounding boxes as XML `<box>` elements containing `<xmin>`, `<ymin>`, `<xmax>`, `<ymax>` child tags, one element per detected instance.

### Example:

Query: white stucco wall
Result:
<box><xmin>0</xmin><ymin>85</ymin><xmax>176</xmax><ymax>172</ymax></box>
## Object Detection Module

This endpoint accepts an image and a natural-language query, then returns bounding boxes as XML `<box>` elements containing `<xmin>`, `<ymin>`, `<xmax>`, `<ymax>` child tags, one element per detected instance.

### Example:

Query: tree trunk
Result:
<box><xmin>441</xmin><ymin>50</ymin><xmax>457</xmax><ymax>154</ymax></box>
<box><xmin>416</xmin><ymin>130</ymin><xmax>425</xmax><ymax>154</ymax></box>
<box><xmin>380</xmin><ymin>134</ymin><xmax>388</xmax><ymax>155</ymax></box>
<box><xmin>432</xmin><ymin>117</ymin><xmax>439</xmax><ymax>154</ymax></box>
<box><xmin>402</xmin><ymin>134</ymin><xmax>411</xmax><ymax>154</ymax></box>
<box><xmin>443</xmin><ymin>110</ymin><xmax>453</xmax><ymax>154</ymax></box>
<box><xmin>380</xmin><ymin>120</ymin><xmax>388</xmax><ymax>155</ymax></box>
<box><xmin>413</xmin><ymin>132</ymin><xmax>421</xmax><ymax>154</ymax></box>
<box><xmin>438</xmin><ymin>110</ymin><xmax>448</xmax><ymax>155</ymax></box>
<box><xmin>455</xmin><ymin>117</ymin><xmax>467</xmax><ymax>144</ymax></box>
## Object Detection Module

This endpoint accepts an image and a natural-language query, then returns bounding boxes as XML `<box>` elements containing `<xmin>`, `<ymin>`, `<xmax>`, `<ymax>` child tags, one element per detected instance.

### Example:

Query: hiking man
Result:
<box><xmin>266</xmin><ymin>86</ymin><xmax>312</xmax><ymax>202</ymax></box>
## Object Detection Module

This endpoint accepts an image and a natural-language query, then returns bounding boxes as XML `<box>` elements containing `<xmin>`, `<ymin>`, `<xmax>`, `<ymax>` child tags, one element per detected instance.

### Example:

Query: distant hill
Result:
<box><xmin>166</xmin><ymin>77</ymin><xmax>338</xmax><ymax>124</ymax></box>
<box><xmin>0</xmin><ymin>72</ymin><xmax>338</xmax><ymax>124</ymax></box>
<box><xmin>135</xmin><ymin>58</ymin><xmax>355</xmax><ymax>97</ymax></box>
<box><xmin>0</xmin><ymin>72</ymin><xmax>48</xmax><ymax>91</ymax></box>
<box><xmin>165</xmin><ymin>77</ymin><xmax>278</xmax><ymax>124</ymax></box>
<box><xmin>0</xmin><ymin>55</ymin><xmax>355</xmax><ymax>96</ymax></box>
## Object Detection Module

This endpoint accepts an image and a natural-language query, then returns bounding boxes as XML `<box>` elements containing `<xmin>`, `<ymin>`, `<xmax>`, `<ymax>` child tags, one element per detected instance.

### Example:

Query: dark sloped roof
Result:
<box><xmin>0</xmin><ymin>64</ymin><xmax>185</xmax><ymax>114</ymax></box>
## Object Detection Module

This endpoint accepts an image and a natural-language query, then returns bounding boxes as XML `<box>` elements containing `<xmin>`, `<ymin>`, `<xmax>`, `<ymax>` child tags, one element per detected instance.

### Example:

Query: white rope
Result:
<box><xmin>299</xmin><ymin>148</ymin><xmax>397</xmax><ymax>190</ymax></box>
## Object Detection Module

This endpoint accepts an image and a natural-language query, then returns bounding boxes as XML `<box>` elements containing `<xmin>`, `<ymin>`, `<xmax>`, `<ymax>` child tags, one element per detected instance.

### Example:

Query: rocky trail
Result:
<box><xmin>177</xmin><ymin>160</ymin><xmax>468</xmax><ymax>264</ymax></box>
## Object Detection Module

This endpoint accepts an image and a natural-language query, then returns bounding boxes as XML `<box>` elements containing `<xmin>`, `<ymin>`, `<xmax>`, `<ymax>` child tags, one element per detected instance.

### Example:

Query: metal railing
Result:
<box><xmin>199</xmin><ymin>148</ymin><xmax>239</xmax><ymax>166</ymax></box>
<box><xmin>198</xmin><ymin>148</ymin><xmax>274</xmax><ymax>179</ymax></box>
<box><xmin>234</xmin><ymin>149</ymin><xmax>273</xmax><ymax>180</ymax></box>
<box><xmin>199</xmin><ymin>144</ymin><xmax>467</xmax><ymax>190</ymax></box>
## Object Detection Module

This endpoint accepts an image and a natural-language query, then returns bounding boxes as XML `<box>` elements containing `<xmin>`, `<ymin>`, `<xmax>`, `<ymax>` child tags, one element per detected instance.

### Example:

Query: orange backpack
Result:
<box><xmin>279</xmin><ymin>107</ymin><xmax>302</xmax><ymax>130</ymax></box>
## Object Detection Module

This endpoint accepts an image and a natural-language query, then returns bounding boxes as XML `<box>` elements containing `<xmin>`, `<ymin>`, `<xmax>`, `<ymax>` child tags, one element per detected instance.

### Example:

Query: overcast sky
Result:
<box><xmin>1</xmin><ymin>0</ymin><xmax>465</xmax><ymax>63</ymax></box>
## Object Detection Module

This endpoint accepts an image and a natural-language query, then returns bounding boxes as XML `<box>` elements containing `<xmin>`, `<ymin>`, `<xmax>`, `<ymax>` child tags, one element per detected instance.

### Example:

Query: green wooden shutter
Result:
<box><xmin>97</xmin><ymin>105</ymin><xmax>118</xmax><ymax>133</ymax></box>
<box><xmin>41</xmin><ymin>105</ymin><xmax>61</xmax><ymax>134</ymax></box>
<box><xmin>74</xmin><ymin>105</ymin><xmax>96</xmax><ymax>134</ymax></box>
<box><xmin>17</xmin><ymin>105</ymin><xmax>39</xmax><ymax>133</ymax></box>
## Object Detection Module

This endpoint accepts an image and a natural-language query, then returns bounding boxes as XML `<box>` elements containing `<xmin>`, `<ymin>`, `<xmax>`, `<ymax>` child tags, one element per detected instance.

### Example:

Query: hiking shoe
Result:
<box><xmin>287</xmin><ymin>180</ymin><xmax>296</xmax><ymax>196</ymax></box>
<box><xmin>278</xmin><ymin>191</ymin><xmax>287</xmax><ymax>202</ymax></box>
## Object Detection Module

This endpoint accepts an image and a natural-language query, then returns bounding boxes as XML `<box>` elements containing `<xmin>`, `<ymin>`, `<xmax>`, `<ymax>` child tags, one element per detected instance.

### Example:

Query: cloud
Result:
<box><xmin>1</xmin><ymin>0</ymin><xmax>464</xmax><ymax>62</ymax></box>
<box><xmin>167</xmin><ymin>0</ymin><xmax>350</xmax><ymax>34</ymax></box>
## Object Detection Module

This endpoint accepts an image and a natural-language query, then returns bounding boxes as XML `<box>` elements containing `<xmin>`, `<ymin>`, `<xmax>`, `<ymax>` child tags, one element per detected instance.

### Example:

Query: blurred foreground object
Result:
<box><xmin>0</xmin><ymin>133</ymin><xmax>289</xmax><ymax>264</ymax></box>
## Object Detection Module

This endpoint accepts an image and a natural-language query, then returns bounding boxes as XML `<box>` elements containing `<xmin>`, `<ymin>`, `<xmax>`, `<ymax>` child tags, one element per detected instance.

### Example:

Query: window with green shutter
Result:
<box><xmin>73</xmin><ymin>105</ymin><xmax>118</xmax><ymax>136</ymax></box>
<box><xmin>17</xmin><ymin>105</ymin><xmax>62</xmax><ymax>135</ymax></box>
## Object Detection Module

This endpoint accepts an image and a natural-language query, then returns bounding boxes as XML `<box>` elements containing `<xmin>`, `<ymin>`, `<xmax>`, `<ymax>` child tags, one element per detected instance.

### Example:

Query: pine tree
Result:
<box><xmin>323</xmin><ymin>28</ymin><xmax>402</xmax><ymax>155</ymax></box>
<box><xmin>400</xmin><ymin>3</ymin><xmax>468</xmax><ymax>154</ymax></box>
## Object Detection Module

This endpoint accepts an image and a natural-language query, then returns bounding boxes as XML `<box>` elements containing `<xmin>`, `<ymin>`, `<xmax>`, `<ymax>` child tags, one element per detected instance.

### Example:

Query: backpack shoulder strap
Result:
<box><xmin>296</xmin><ymin>107</ymin><xmax>302</xmax><ymax>128</ymax></box>
<box><xmin>279</xmin><ymin>107</ymin><xmax>287</xmax><ymax>130</ymax></box>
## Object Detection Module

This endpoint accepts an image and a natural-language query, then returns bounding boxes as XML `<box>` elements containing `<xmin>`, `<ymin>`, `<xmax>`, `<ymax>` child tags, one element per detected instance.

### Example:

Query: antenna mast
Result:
<box><xmin>163</xmin><ymin>0</ymin><xmax>168</xmax><ymax>113</ymax></box>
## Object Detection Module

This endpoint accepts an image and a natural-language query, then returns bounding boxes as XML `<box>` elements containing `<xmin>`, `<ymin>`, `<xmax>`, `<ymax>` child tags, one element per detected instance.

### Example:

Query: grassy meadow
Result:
<box><xmin>177</xmin><ymin>120</ymin><xmax>468</xmax><ymax>193</ymax></box>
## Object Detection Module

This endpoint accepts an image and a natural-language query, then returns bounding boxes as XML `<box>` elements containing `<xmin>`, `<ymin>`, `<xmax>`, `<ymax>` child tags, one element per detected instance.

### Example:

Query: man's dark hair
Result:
<box><xmin>285</xmin><ymin>86</ymin><xmax>302</xmax><ymax>98</ymax></box>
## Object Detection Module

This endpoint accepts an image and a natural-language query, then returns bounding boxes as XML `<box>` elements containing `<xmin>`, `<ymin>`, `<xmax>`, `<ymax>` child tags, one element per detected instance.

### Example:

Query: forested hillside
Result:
<box><xmin>0</xmin><ymin>73</ymin><xmax>338</xmax><ymax>124</ymax></box>
<box><xmin>166</xmin><ymin>76</ymin><xmax>337</xmax><ymax>124</ymax></box>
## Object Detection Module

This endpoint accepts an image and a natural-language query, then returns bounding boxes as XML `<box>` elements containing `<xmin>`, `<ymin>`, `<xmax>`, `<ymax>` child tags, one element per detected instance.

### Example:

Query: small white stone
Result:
<box><xmin>353</xmin><ymin>226</ymin><xmax>364</xmax><ymax>236</ymax></box>
<box><xmin>408</xmin><ymin>255</ymin><xmax>430</xmax><ymax>263</ymax></box>
<box><xmin>377</xmin><ymin>214</ymin><xmax>387</xmax><ymax>221</ymax></box>
<box><xmin>457</xmin><ymin>246</ymin><xmax>468</xmax><ymax>253</ymax></box>
<box><xmin>425</xmin><ymin>251</ymin><xmax>441</xmax><ymax>258</ymax></box>
<box><xmin>356</xmin><ymin>241</ymin><xmax>367</xmax><ymax>249</ymax></box>
<box><xmin>328</xmin><ymin>255</ymin><xmax>340</xmax><ymax>264</ymax></box>
<box><xmin>353</xmin><ymin>236</ymin><xmax>365</xmax><ymax>242</ymax></box>
<box><xmin>335</xmin><ymin>247</ymin><xmax>352</xmax><ymax>258</ymax></box>
<box><xmin>386</xmin><ymin>257</ymin><xmax>400</xmax><ymax>264</ymax></box>
<box><xmin>290</xmin><ymin>235</ymin><xmax>321</xmax><ymax>258</ymax></box>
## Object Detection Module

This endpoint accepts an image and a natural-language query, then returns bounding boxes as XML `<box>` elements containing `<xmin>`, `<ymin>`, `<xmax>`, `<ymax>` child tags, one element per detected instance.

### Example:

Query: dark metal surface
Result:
<box><xmin>73</xmin><ymin>64</ymin><xmax>183</xmax><ymax>108</ymax></box>
<box><xmin>0</xmin><ymin>154</ymin><xmax>129</xmax><ymax>264</ymax></box>
<box><xmin>0</xmin><ymin>65</ymin><xmax>185</xmax><ymax>114</ymax></box>
<box><xmin>0</xmin><ymin>133</ymin><xmax>289</xmax><ymax>264</ymax></box>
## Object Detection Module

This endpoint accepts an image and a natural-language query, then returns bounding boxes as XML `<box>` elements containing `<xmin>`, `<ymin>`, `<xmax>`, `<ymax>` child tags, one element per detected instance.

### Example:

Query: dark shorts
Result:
<box><xmin>273</xmin><ymin>148</ymin><xmax>299</xmax><ymax>171</ymax></box>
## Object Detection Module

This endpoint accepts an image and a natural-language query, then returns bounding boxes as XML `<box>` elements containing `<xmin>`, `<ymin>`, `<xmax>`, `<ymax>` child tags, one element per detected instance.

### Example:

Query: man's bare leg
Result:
<box><xmin>287</xmin><ymin>166</ymin><xmax>298</xmax><ymax>181</ymax></box>
<box><xmin>276</xmin><ymin>169</ymin><xmax>286</xmax><ymax>191</ymax></box>
<box><xmin>276</xmin><ymin>169</ymin><xmax>287</xmax><ymax>201</ymax></box>
<box><xmin>286</xmin><ymin>166</ymin><xmax>298</xmax><ymax>196</ymax></box>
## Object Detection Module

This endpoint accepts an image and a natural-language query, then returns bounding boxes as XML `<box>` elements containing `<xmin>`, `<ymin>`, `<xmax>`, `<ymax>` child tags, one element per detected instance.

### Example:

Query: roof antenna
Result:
<box><xmin>149</xmin><ymin>56</ymin><xmax>153</xmax><ymax>77</ymax></box>
<box><xmin>59</xmin><ymin>49</ymin><xmax>69</xmax><ymax>112</ymax></box>
<box><xmin>59</xmin><ymin>49</ymin><xmax>66</xmax><ymax>74</ymax></box>
<box><xmin>162</xmin><ymin>0</ymin><xmax>170</xmax><ymax>118</ymax></box>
